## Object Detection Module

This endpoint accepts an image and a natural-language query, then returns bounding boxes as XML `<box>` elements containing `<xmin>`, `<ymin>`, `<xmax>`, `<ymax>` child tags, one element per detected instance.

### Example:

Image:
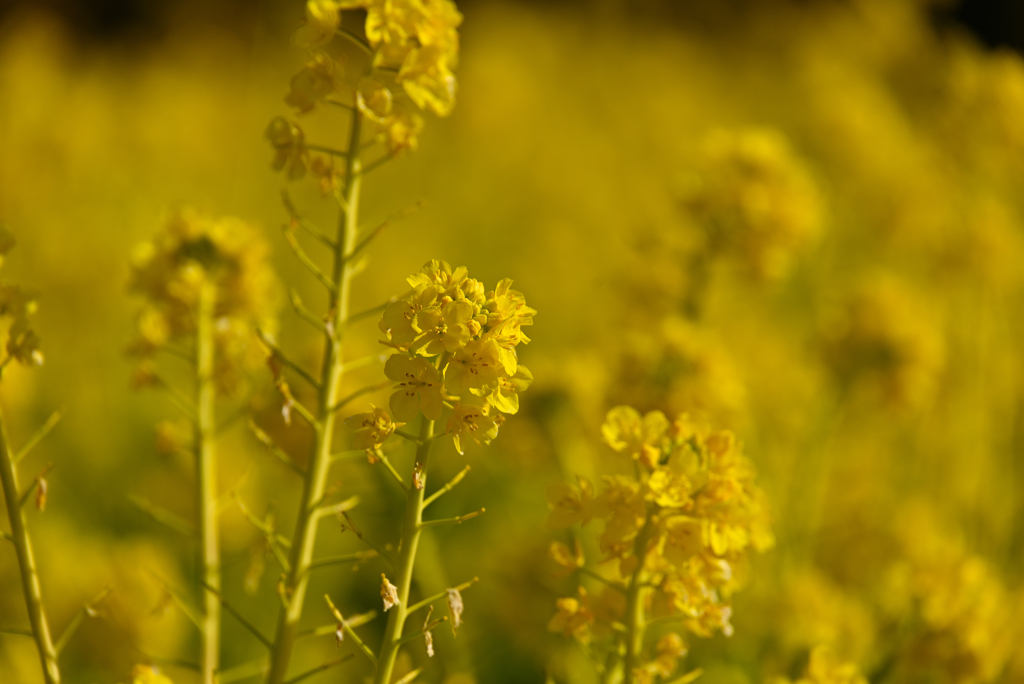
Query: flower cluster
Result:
<box><xmin>681</xmin><ymin>127</ymin><xmax>823</xmax><ymax>280</ymax></box>
<box><xmin>0</xmin><ymin>227</ymin><xmax>43</xmax><ymax>370</ymax></box>
<box><xmin>270</xmin><ymin>0</ymin><xmax>461</xmax><ymax>174</ymax></box>
<box><xmin>820</xmin><ymin>276</ymin><xmax>945</xmax><ymax>408</ymax></box>
<box><xmin>358</xmin><ymin>260</ymin><xmax>533</xmax><ymax>454</ymax></box>
<box><xmin>128</xmin><ymin>210</ymin><xmax>278</xmax><ymax>394</ymax></box>
<box><xmin>547</xmin><ymin>407</ymin><xmax>773</xmax><ymax>674</ymax></box>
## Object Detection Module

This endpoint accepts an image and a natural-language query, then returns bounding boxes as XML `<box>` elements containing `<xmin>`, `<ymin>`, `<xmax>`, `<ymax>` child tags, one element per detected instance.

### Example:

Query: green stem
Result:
<box><xmin>0</xmin><ymin>405</ymin><xmax>61</xmax><ymax>684</ymax></box>
<box><xmin>622</xmin><ymin>511</ymin><xmax>656</xmax><ymax>684</ymax></box>
<box><xmin>265</xmin><ymin>110</ymin><xmax>364</xmax><ymax>684</ymax></box>
<box><xmin>196</xmin><ymin>281</ymin><xmax>220</xmax><ymax>684</ymax></box>
<box><xmin>373</xmin><ymin>416</ymin><xmax>435</xmax><ymax>684</ymax></box>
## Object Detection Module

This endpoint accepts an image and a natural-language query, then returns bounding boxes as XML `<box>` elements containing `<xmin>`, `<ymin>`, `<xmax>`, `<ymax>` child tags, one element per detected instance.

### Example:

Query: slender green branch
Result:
<box><xmin>217</xmin><ymin>658</ymin><xmax>269</xmax><ymax>684</ymax></box>
<box><xmin>313</xmin><ymin>495</ymin><xmax>360</xmax><ymax>519</ymax></box>
<box><xmin>361</xmin><ymin>153</ymin><xmax>395</xmax><ymax>176</ymax></box>
<box><xmin>154</xmin><ymin>376</ymin><xmax>197</xmax><ymax>422</ymax></box>
<box><xmin>201</xmin><ymin>582</ymin><xmax>272</xmax><ymax>650</ymax></box>
<box><xmin>13</xmin><ymin>409</ymin><xmax>63</xmax><ymax>466</ymax></box>
<box><xmin>309</xmin><ymin>550</ymin><xmax>378</xmax><ymax>570</ymax></box>
<box><xmin>578</xmin><ymin>566</ymin><xmax>626</xmax><ymax>593</ymax></box>
<box><xmin>305</xmin><ymin>144</ymin><xmax>350</xmax><ymax>158</ymax></box>
<box><xmin>247</xmin><ymin>421</ymin><xmax>305</xmax><ymax>477</ymax></box>
<box><xmin>325</xmin><ymin>595</ymin><xmax>378</xmax><ymax>665</ymax></box>
<box><xmin>53</xmin><ymin>587</ymin><xmax>110</xmax><ymax>656</ymax></box>
<box><xmin>406</xmin><ymin>576</ymin><xmax>479</xmax><ymax>616</ymax></box>
<box><xmin>128</xmin><ymin>493</ymin><xmax>195</xmax><ymax>538</ymax></box>
<box><xmin>232</xmin><ymin>493</ymin><xmax>293</xmax><ymax>552</ymax></box>
<box><xmin>258</xmin><ymin>329</ymin><xmax>321</xmax><ymax>391</ymax></box>
<box><xmin>282</xmin><ymin>655</ymin><xmax>353</xmax><ymax>684</ymax></box>
<box><xmin>394</xmin><ymin>668</ymin><xmax>423</xmax><ymax>684</ymax></box>
<box><xmin>423</xmin><ymin>465</ymin><xmax>471</xmax><ymax>508</ymax></box>
<box><xmin>289</xmin><ymin>289</ymin><xmax>328</xmax><ymax>334</ymax></box>
<box><xmin>281</xmin><ymin>190</ymin><xmax>336</xmax><ymax>249</ymax></box>
<box><xmin>376</xmin><ymin>453</ymin><xmax>408</xmax><ymax>491</ymax></box>
<box><xmin>343</xmin><ymin>219</ymin><xmax>388</xmax><ymax>265</ymax></box>
<box><xmin>0</xmin><ymin>627</ymin><xmax>34</xmax><ymax>637</ymax></box>
<box><xmin>148</xmin><ymin>572</ymin><xmax>202</xmax><ymax>631</ymax></box>
<box><xmin>344</xmin><ymin>301</ymin><xmax>393</xmax><ymax>326</ymax></box>
<box><xmin>340</xmin><ymin>511</ymin><xmax>397</xmax><ymax>570</ymax></box>
<box><xmin>419</xmin><ymin>508</ymin><xmax>485</xmax><ymax>530</ymax></box>
<box><xmin>397</xmin><ymin>616</ymin><xmax>447</xmax><ymax>645</ymax></box>
<box><xmin>19</xmin><ymin>463</ymin><xmax>53</xmax><ymax>509</ymax></box>
<box><xmin>338</xmin><ymin>28</ymin><xmax>372</xmax><ymax>52</ymax></box>
<box><xmin>282</xmin><ymin>226</ymin><xmax>337</xmax><ymax>293</ymax></box>
<box><xmin>330</xmin><ymin>379</ymin><xmax>390</xmax><ymax>414</ymax></box>
<box><xmin>393</xmin><ymin>429</ymin><xmax>422</xmax><ymax>445</ymax></box>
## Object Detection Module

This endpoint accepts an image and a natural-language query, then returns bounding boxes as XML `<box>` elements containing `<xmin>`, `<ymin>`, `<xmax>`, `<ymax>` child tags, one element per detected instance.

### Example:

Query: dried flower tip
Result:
<box><xmin>424</xmin><ymin>605</ymin><xmax>435</xmax><ymax>657</ymax></box>
<box><xmin>35</xmin><ymin>477</ymin><xmax>48</xmax><ymax>511</ymax></box>
<box><xmin>413</xmin><ymin>462</ymin><xmax>425</xmax><ymax>490</ymax></box>
<box><xmin>447</xmin><ymin>588</ymin><xmax>464</xmax><ymax>635</ymax></box>
<box><xmin>335</xmin><ymin>624</ymin><xmax>344</xmax><ymax>647</ymax></box>
<box><xmin>381</xmin><ymin>574</ymin><xmax>400</xmax><ymax>611</ymax></box>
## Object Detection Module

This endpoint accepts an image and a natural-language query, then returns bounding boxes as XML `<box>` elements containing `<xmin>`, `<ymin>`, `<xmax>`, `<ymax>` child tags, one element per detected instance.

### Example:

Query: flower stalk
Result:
<box><xmin>196</xmin><ymin>280</ymin><xmax>221</xmax><ymax>684</ymax></box>
<box><xmin>373</xmin><ymin>415</ymin><xmax>435</xmax><ymax>684</ymax></box>
<box><xmin>264</xmin><ymin>110</ymin><xmax>364</xmax><ymax>684</ymax></box>
<box><xmin>0</xmin><ymin>404</ymin><xmax>61</xmax><ymax>684</ymax></box>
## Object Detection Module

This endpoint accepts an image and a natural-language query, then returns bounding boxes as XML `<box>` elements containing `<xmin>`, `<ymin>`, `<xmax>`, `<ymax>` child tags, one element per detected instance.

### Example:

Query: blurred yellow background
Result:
<box><xmin>2</xmin><ymin>0</ymin><xmax>1024</xmax><ymax>682</ymax></box>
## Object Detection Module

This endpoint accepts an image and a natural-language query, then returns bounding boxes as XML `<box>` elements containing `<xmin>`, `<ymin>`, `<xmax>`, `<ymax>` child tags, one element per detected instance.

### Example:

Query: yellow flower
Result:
<box><xmin>265</xmin><ymin>117</ymin><xmax>308</xmax><ymax>180</ymax></box>
<box><xmin>379</xmin><ymin>284</ymin><xmax>438</xmax><ymax>349</ymax></box>
<box><xmin>292</xmin><ymin>0</ymin><xmax>342</xmax><ymax>49</ymax></box>
<box><xmin>285</xmin><ymin>51</ymin><xmax>342</xmax><ymax>113</ymax></box>
<box><xmin>414</xmin><ymin>298</ymin><xmax>475</xmax><ymax>355</ymax></box>
<box><xmin>545</xmin><ymin>476</ymin><xmax>599</xmax><ymax>529</ymax></box>
<box><xmin>602</xmin><ymin>406</ymin><xmax>671</xmax><ymax>467</ymax></box>
<box><xmin>548</xmin><ymin>587</ymin><xmax>594</xmax><ymax>644</ymax></box>
<box><xmin>345</xmin><ymin>406</ymin><xmax>402</xmax><ymax>450</ymax></box>
<box><xmin>445</xmin><ymin>338</ymin><xmax>503</xmax><ymax>396</ymax></box>
<box><xmin>130</xmin><ymin>665</ymin><xmax>174</xmax><ymax>684</ymax></box>
<box><xmin>486</xmin><ymin>365</ymin><xmax>533</xmax><ymax>415</ymax></box>
<box><xmin>446</xmin><ymin>402</ymin><xmax>500</xmax><ymax>455</ymax></box>
<box><xmin>385</xmin><ymin>354</ymin><xmax>443</xmax><ymax>421</ymax></box>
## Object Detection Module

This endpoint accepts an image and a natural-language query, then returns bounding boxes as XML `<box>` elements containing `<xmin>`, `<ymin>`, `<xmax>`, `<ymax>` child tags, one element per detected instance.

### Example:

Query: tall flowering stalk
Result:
<box><xmin>128</xmin><ymin>212</ymin><xmax>277</xmax><ymax>684</ymax></box>
<box><xmin>337</xmin><ymin>260</ymin><xmax>535</xmax><ymax>684</ymax></box>
<box><xmin>546</xmin><ymin>407</ymin><xmax>773</xmax><ymax>684</ymax></box>
<box><xmin>256</xmin><ymin>2</ymin><xmax>465</xmax><ymax>683</ymax></box>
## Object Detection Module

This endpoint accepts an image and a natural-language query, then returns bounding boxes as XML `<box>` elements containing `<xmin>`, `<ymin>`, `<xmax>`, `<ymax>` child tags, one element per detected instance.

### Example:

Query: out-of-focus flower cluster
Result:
<box><xmin>128</xmin><ymin>209</ymin><xmax>278</xmax><ymax>395</ymax></box>
<box><xmin>546</xmin><ymin>407</ymin><xmax>773</xmax><ymax>678</ymax></box>
<box><xmin>348</xmin><ymin>259</ymin><xmax>533</xmax><ymax>454</ymax></box>
<box><xmin>681</xmin><ymin>127</ymin><xmax>823</xmax><ymax>281</ymax></box>
<box><xmin>769</xmin><ymin>646</ymin><xmax>867</xmax><ymax>684</ymax></box>
<box><xmin>0</xmin><ymin>228</ymin><xmax>44</xmax><ymax>370</ymax></box>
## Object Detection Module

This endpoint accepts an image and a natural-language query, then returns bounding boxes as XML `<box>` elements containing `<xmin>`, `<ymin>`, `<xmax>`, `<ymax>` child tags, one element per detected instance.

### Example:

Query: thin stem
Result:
<box><xmin>330</xmin><ymin>379</ymin><xmax>389</xmax><ymax>414</ymax></box>
<box><xmin>325</xmin><ymin>595</ymin><xmax>378</xmax><ymax>665</ymax></box>
<box><xmin>265</xmin><ymin>110</ymin><xmax>365</xmax><ymax>684</ymax></box>
<box><xmin>309</xmin><ymin>550</ymin><xmax>377</xmax><ymax>570</ymax></box>
<box><xmin>419</xmin><ymin>507</ymin><xmax>485</xmax><ymax>529</ymax></box>
<box><xmin>423</xmin><ymin>465</ymin><xmax>471</xmax><ymax>508</ymax></box>
<box><xmin>622</xmin><ymin>510</ymin><xmax>656</xmax><ymax>684</ymax></box>
<box><xmin>405</xmin><ymin>576</ymin><xmax>479</xmax><ymax>616</ymax></box>
<box><xmin>196</xmin><ymin>281</ymin><xmax>221</xmax><ymax>684</ymax></box>
<box><xmin>282</xmin><ymin>655</ymin><xmax>353</xmax><ymax>684</ymax></box>
<box><xmin>13</xmin><ymin>409</ymin><xmax>63</xmax><ymax>465</ymax></box>
<box><xmin>0</xmin><ymin>405</ymin><xmax>61</xmax><ymax>683</ymax></box>
<box><xmin>201</xmin><ymin>582</ymin><xmax>272</xmax><ymax>650</ymax></box>
<box><xmin>373</xmin><ymin>415</ymin><xmax>434</xmax><ymax>684</ymax></box>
